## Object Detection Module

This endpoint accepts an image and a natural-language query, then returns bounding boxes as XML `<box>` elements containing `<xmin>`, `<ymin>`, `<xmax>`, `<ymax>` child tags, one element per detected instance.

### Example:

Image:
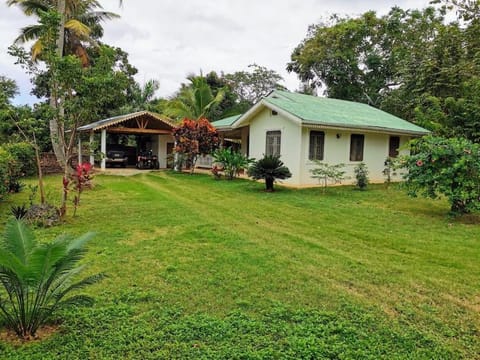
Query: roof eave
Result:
<box><xmin>301</xmin><ymin>121</ymin><xmax>430</xmax><ymax>136</ymax></box>
<box><xmin>231</xmin><ymin>100</ymin><xmax>301</xmax><ymax>128</ymax></box>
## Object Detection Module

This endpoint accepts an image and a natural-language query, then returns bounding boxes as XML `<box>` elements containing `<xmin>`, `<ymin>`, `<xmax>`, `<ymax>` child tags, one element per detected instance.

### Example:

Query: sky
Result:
<box><xmin>0</xmin><ymin>0</ymin><xmax>432</xmax><ymax>106</ymax></box>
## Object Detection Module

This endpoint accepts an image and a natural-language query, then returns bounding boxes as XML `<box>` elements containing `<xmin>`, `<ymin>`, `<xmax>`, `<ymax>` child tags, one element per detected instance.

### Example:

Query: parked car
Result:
<box><xmin>106</xmin><ymin>150</ymin><xmax>128</xmax><ymax>168</ymax></box>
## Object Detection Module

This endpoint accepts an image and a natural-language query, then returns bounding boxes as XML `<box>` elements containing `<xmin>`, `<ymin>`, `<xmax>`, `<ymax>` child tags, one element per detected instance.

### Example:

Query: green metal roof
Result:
<box><xmin>263</xmin><ymin>90</ymin><xmax>429</xmax><ymax>135</ymax></box>
<box><xmin>211</xmin><ymin>114</ymin><xmax>242</xmax><ymax>128</ymax></box>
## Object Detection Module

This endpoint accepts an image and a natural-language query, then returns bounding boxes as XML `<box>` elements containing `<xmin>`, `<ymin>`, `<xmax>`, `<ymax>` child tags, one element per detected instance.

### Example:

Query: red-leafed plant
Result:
<box><xmin>173</xmin><ymin>118</ymin><xmax>220</xmax><ymax>174</ymax></box>
<box><xmin>62</xmin><ymin>162</ymin><xmax>94</xmax><ymax>217</ymax></box>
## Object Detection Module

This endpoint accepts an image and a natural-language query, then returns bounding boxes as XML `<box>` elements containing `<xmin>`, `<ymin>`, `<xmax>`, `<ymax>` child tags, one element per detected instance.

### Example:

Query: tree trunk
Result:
<box><xmin>49</xmin><ymin>0</ymin><xmax>67</xmax><ymax>167</ymax></box>
<box><xmin>265</xmin><ymin>176</ymin><xmax>274</xmax><ymax>192</ymax></box>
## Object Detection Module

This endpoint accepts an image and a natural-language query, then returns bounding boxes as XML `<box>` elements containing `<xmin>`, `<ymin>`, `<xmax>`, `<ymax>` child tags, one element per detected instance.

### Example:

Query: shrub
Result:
<box><xmin>248</xmin><ymin>155</ymin><xmax>292</xmax><ymax>191</ymax></box>
<box><xmin>3</xmin><ymin>142</ymin><xmax>36</xmax><ymax>176</ymax></box>
<box><xmin>310</xmin><ymin>162</ymin><xmax>346</xmax><ymax>191</ymax></box>
<box><xmin>0</xmin><ymin>219</ymin><xmax>104</xmax><ymax>339</ymax></box>
<box><xmin>401</xmin><ymin>135</ymin><xmax>480</xmax><ymax>214</ymax></box>
<box><xmin>0</xmin><ymin>147</ymin><xmax>16</xmax><ymax>199</ymax></box>
<box><xmin>354</xmin><ymin>162</ymin><xmax>369</xmax><ymax>190</ymax></box>
<box><xmin>212</xmin><ymin>148</ymin><xmax>253</xmax><ymax>180</ymax></box>
<box><xmin>383</xmin><ymin>157</ymin><xmax>398</xmax><ymax>188</ymax></box>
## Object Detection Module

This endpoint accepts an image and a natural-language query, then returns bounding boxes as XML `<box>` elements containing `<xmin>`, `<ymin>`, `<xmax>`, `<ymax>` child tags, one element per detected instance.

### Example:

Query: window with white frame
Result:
<box><xmin>265</xmin><ymin>130</ymin><xmax>281</xmax><ymax>156</ymax></box>
<box><xmin>309</xmin><ymin>131</ymin><xmax>325</xmax><ymax>160</ymax></box>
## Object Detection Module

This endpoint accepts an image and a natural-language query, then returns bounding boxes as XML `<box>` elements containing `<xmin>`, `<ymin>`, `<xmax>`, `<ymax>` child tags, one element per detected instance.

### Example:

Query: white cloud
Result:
<box><xmin>0</xmin><ymin>0</ymin><xmax>431</xmax><ymax>105</ymax></box>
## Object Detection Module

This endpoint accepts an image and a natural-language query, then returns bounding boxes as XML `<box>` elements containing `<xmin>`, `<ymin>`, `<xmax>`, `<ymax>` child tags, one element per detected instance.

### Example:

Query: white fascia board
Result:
<box><xmin>231</xmin><ymin>100</ymin><xmax>302</xmax><ymax>129</ymax></box>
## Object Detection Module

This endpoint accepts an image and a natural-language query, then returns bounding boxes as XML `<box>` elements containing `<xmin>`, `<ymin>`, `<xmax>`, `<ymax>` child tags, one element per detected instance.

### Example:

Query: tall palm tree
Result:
<box><xmin>7</xmin><ymin>0</ymin><xmax>123</xmax><ymax>167</ymax></box>
<box><xmin>7</xmin><ymin>0</ymin><xmax>120</xmax><ymax>66</ymax></box>
<box><xmin>165</xmin><ymin>75</ymin><xmax>225</xmax><ymax>121</ymax></box>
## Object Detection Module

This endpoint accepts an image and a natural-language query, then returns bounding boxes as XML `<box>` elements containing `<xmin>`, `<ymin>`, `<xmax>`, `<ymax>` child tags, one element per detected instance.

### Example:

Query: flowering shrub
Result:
<box><xmin>401</xmin><ymin>136</ymin><xmax>480</xmax><ymax>214</ymax></box>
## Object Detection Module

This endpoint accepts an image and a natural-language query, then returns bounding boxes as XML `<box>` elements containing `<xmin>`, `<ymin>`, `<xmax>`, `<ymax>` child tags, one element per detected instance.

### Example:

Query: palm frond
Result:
<box><xmin>54</xmin><ymin>273</ymin><xmax>105</xmax><ymax>302</ymax></box>
<box><xmin>65</xmin><ymin>231</ymin><xmax>95</xmax><ymax>252</ymax></box>
<box><xmin>14</xmin><ymin>24</ymin><xmax>43</xmax><ymax>44</ymax></box>
<box><xmin>65</xmin><ymin>19</ymin><xmax>91</xmax><ymax>38</ymax></box>
<box><xmin>31</xmin><ymin>39</ymin><xmax>43</xmax><ymax>61</ymax></box>
<box><xmin>3</xmin><ymin>220</ymin><xmax>35</xmax><ymax>266</ymax></box>
<box><xmin>7</xmin><ymin>0</ymin><xmax>49</xmax><ymax>16</ymax></box>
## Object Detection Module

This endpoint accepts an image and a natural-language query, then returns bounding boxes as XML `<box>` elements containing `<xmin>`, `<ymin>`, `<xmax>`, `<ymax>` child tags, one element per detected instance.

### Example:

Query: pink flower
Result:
<box><xmin>416</xmin><ymin>160</ymin><xmax>424</xmax><ymax>167</ymax></box>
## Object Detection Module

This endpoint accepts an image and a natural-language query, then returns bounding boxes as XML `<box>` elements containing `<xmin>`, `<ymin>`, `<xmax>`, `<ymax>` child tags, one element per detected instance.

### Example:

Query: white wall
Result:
<box><xmin>248</xmin><ymin>108</ymin><xmax>302</xmax><ymax>185</ymax></box>
<box><xmin>301</xmin><ymin>129</ymin><xmax>410</xmax><ymax>186</ymax></box>
<box><xmin>246</xmin><ymin>108</ymin><xmax>413</xmax><ymax>186</ymax></box>
<box><xmin>158</xmin><ymin>134</ymin><xmax>175</xmax><ymax>168</ymax></box>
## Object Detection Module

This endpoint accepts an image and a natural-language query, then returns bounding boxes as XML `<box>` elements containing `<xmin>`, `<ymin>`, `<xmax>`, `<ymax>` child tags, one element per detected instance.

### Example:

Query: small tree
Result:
<box><xmin>310</xmin><ymin>161</ymin><xmax>346</xmax><ymax>192</ymax></box>
<box><xmin>402</xmin><ymin>135</ymin><xmax>480</xmax><ymax>215</ymax></box>
<box><xmin>354</xmin><ymin>162</ymin><xmax>369</xmax><ymax>190</ymax></box>
<box><xmin>383</xmin><ymin>157</ymin><xmax>398</xmax><ymax>188</ymax></box>
<box><xmin>248</xmin><ymin>155</ymin><xmax>292</xmax><ymax>191</ymax></box>
<box><xmin>0</xmin><ymin>219</ymin><xmax>104</xmax><ymax>339</ymax></box>
<box><xmin>173</xmin><ymin>118</ymin><xmax>220</xmax><ymax>174</ymax></box>
<box><xmin>212</xmin><ymin>148</ymin><xmax>253</xmax><ymax>180</ymax></box>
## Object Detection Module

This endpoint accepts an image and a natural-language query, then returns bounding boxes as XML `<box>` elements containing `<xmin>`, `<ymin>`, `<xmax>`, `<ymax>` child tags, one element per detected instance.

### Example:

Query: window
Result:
<box><xmin>309</xmin><ymin>131</ymin><xmax>325</xmax><ymax>160</ymax></box>
<box><xmin>389</xmin><ymin>136</ymin><xmax>400</xmax><ymax>158</ymax></box>
<box><xmin>266</xmin><ymin>131</ymin><xmax>281</xmax><ymax>156</ymax></box>
<box><xmin>350</xmin><ymin>134</ymin><xmax>364</xmax><ymax>161</ymax></box>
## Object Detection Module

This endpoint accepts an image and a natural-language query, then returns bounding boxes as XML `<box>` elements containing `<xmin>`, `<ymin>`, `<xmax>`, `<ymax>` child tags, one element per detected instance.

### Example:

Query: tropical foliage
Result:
<box><xmin>0</xmin><ymin>219</ymin><xmax>103</xmax><ymax>339</ymax></box>
<box><xmin>288</xmin><ymin>3</ymin><xmax>480</xmax><ymax>141</ymax></box>
<box><xmin>401</xmin><ymin>135</ymin><xmax>480</xmax><ymax>214</ymax></box>
<box><xmin>248</xmin><ymin>155</ymin><xmax>292</xmax><ymax>191</ymax></box>
<box><xmin>173</xmin><ymin>118</ymin><xmax>220</xmax><ymax>173</ymax></box>
<box><xmin>310</xmin><ymin>162</ymin><xmax>346</xmax><ymax>190</ymax></box>
<box><xmin>7</xmin><ymin>0</ymin><xmax>120</xmax><ymax>65</ymax></box>
<box><xmin>354</xmin><ymin>162</ymin><xmax>369</xmax><ymax>190</ymax></box>
<box><xmin>165</xmin><ymin>76</ymin><xmax>225</xmax><ymax>121</ymax></box>
<box><xmin>212</xmin><ymin>148</ymin><xmax>253</xmax><ymax>180</ymax></box>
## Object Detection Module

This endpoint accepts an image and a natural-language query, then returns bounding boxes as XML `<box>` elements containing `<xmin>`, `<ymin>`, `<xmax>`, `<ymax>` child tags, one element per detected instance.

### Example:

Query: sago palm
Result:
<box><xmin>248</xmin><ymin>155</ymin><xmax>292</xmax><ymax>191</ymax></box>
<box><xmin>0</xmin><ymin>219</ymin><xmax>104</xmax><ymax>339</ymax></box>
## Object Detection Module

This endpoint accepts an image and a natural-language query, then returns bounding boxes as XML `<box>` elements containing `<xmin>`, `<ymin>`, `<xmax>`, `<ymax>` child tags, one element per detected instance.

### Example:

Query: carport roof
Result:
<box><xmin>77</xmin><ymin>111</ymin><xmax>175</xmax><ymax>132</ymax></box>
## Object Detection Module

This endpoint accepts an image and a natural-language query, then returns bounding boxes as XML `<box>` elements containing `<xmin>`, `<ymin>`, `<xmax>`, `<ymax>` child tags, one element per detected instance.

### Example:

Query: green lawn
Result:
<box><xmin>0</xmin><ymin>171</ymin><xmax>479</xmax><ymax>359</ymax></box>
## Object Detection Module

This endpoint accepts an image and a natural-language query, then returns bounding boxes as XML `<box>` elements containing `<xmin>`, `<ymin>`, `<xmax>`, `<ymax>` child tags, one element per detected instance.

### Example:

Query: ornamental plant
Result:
<box><xmin>248</xmin><ymin>155</ymin><xmax>291</xmax><ymax>192</ymax></box>
<box><xmin>61</xmin><ymin>162</ymin><xmax>94</xmax><ymax>217</ymax></box>
<box><xmin>354</xmin><ymin>162</ymin><xmax>369</xmax><ymax>190</ymax></box>
<box><xmin>0</xmin><ymin>219</ymin><xmax>103</xmax><ymax>339</ymax></box>
<box><xmin>401</xmin><ymin>135</ymin><xmax>480</xmax><ymax>215</ymax></box>
<box><xmin>212</xmin><ymin>148</ymin><xmax>253</xmax><ymax>180</ymax></box>
<box><xmin>173</xmin><ymin>118</ymin><xmax>220</xmax><ymax>174</ymax></box>
<box><xmin>310</xmin><ymin>161</ymin><xmax>346</xmax><ymax>192</ymax></box>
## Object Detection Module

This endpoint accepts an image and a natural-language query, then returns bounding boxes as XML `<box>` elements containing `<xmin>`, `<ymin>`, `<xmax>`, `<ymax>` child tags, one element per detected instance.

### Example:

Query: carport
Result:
<box><xmin>77</xmin><ymin>111</ymin><xmax>176</xmax><ymax>170</ymax></box>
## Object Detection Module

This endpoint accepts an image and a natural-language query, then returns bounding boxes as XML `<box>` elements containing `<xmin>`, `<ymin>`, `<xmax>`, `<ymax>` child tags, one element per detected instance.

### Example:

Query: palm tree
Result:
<box><xmin>7</xmin><ymin>0</ymin><xmax>120</xmax><ymax>66</ymax></box>
<box><xmin>248</xmin><ymin>155</ymin><xmax>292</xmax><ymax>192</ymax></box>
<box><xmin>0</xmin><ymin>219</ymin><xmax>103</xmax><ymax>339</ymax></box>
<box><xmin>7</xmin><ymin>0</ymin><xmax>123</xmax><ymax>167</ymax></box>
<box><xmin>165</xmin><ymin>75</ymin><xmax>225</xmax><ymax>121</ymax></box>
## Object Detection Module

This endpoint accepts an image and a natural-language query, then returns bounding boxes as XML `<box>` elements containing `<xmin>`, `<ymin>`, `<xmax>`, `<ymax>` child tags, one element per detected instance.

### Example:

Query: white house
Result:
<box><xmin>212</xmin><ymin>90</ymin><xmax>429</xmax><ymax>186</ymax></box>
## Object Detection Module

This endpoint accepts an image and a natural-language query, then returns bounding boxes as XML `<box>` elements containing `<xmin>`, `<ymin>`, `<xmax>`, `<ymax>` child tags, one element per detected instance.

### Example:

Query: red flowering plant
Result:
<box><xmin>173</xmin><ymin>118</ymin><xmax>220</xmax><ymax>174</ymax></box>
<box><xmin>401</xmin><ymin>136</ymin><xmax>480</xmax><ymax>215</ymax></box>
<box><xmin>62</xmin><ymin>162</ymin><xmax>94</xmax><ymax>217</ymax></box>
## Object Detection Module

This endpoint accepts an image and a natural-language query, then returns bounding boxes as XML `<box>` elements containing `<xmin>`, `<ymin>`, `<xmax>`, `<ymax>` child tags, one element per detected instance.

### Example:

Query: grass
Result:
<box><xmin>0</xmin><ymin>171</ymin><xmax>479</xmax><ymax>359</ymax></box>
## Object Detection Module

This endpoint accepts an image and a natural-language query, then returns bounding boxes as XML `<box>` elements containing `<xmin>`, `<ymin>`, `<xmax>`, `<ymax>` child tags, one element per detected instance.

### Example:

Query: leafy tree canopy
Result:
<box><xmin>288</xmin><ymin>4</ymin><xmax>480</xmax><ymax>141</ymax></box>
